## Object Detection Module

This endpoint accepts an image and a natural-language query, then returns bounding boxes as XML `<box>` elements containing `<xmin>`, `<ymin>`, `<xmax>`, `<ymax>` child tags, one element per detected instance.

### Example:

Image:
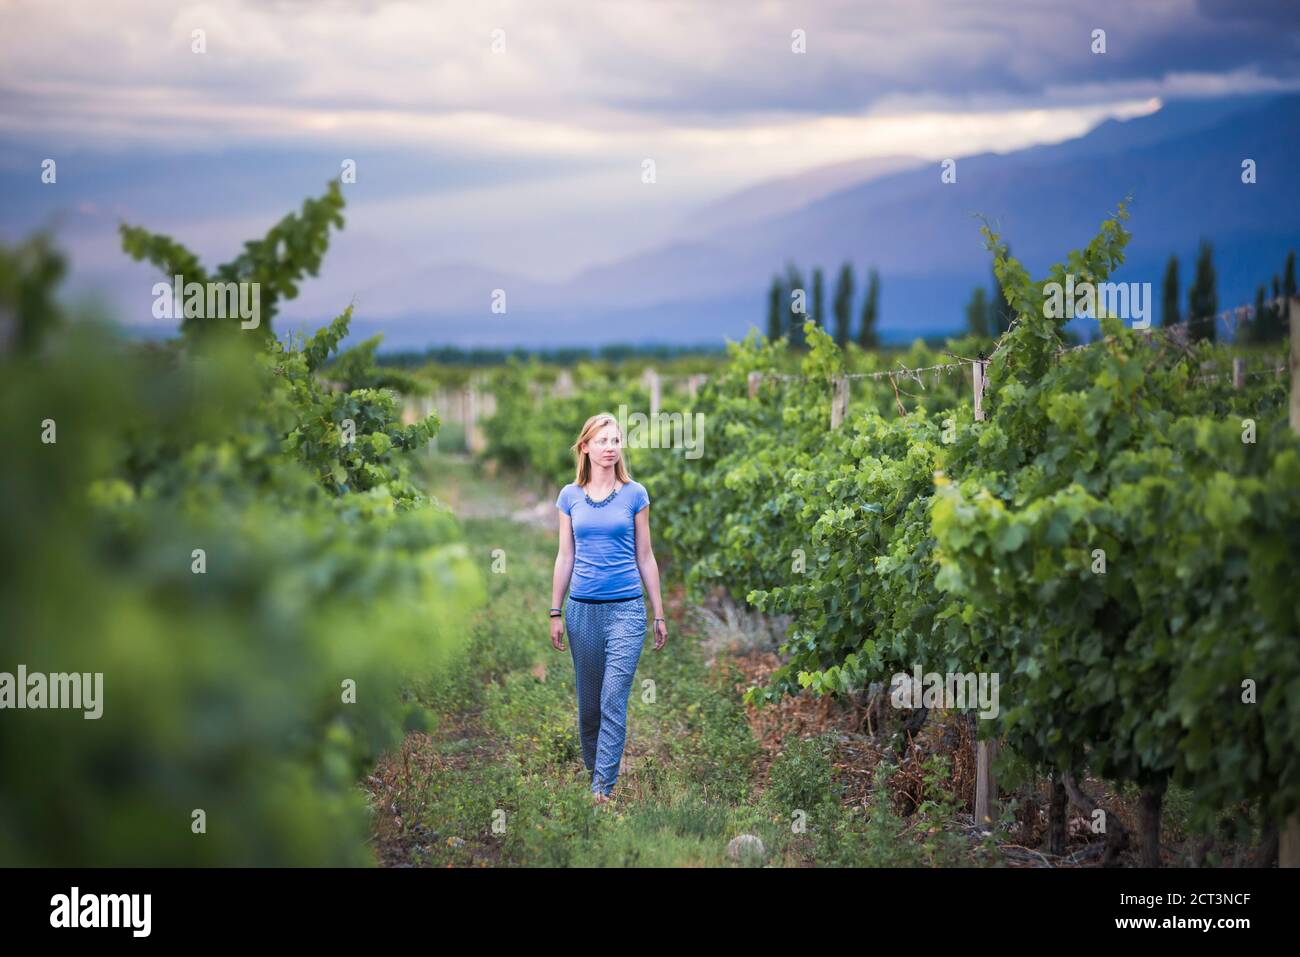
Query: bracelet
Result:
<box><xmin>549</xmin><ymin>611</ymin><xmax>562</xmax><ymax>618</ymax></box>
<box><xmin>654</xmin><ymin>617</ymin><xmax>665</xmax><ymax>622</ymax></box>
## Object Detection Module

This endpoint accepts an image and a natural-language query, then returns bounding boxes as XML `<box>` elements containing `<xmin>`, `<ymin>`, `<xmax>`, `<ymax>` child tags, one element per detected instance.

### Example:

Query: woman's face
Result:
<box><xmin>583</xmin><ymin>422</ymin><xmax>622</xmax><ymax>467</ymax></box>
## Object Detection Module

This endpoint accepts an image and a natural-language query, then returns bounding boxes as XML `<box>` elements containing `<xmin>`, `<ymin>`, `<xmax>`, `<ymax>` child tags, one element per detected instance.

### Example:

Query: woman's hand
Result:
<box><xmin>652</xmin><ymin>616</ymin><xmax>668</xmax><ymax>650</ymax></box>
<box><xmin>550</xmin><ymin>615</ymin><xmax>566</xmax><ymax>651</ymax></box>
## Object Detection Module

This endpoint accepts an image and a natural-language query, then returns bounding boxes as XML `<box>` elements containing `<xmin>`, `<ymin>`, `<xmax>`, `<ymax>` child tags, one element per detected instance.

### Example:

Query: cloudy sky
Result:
<box><xmin>2</xmin><ymin>0</ymin><xmax>1299</xmax><ymax>330</ymax></box>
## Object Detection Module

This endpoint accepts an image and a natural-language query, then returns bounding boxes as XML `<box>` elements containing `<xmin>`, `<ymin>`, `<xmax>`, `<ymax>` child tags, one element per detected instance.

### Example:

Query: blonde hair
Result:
<box><xmin>571</xmin><ymin>412</ymin><xmax>632</xmax><ymax>487</ymax></box>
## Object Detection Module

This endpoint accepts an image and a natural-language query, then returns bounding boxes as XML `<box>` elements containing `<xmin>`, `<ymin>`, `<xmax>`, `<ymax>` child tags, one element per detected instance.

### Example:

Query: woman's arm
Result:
<box><xmin>552</xmin><ymin>511</ymin><xmax>575</xmax><ymax>610</ymax></box>
<box><xmin>634</xmin><ymin>507</ymin><xmax>667</xmax><ymax>646</ymax></box>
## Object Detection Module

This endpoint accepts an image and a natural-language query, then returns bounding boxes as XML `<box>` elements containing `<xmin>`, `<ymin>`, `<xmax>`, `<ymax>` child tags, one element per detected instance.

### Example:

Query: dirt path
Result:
<box><xmin>360</xmin><ymin>453</ymin><xmax>1054</xmax><ymax>868</ymax></box>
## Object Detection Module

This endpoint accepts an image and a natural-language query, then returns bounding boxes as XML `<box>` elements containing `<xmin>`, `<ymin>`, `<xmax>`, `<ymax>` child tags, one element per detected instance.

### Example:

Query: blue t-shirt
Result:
<box><xmin>556</xmin><ymin>480</ymin><xmax>650</xmax><ymax>600</ymax></box>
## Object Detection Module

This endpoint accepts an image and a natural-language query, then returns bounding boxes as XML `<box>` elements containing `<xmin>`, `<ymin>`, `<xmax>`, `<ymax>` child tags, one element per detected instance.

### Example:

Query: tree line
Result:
<box><xmin>767</xmin><ymin>243</ymin><xmax>1295</xmax><ymax>352</ymax></box>
<box><xmin>766</xmin><ymin>262</ymin><xmax>880</xmax><ymax>350</ymax></box>
<box><xmin>377</xmin><ymin>341</ymin><xmax>728</xmax><ymax>368</ymax></box>
<box><xmin>1160</xmin><ymin>244</ymin><xmax>1295</xmax><ymax>344</ymax></box>
<box><xmin>956</xmin><ymin>240</ymin><xmax>1297</xmax><ymax>345</ymax></box>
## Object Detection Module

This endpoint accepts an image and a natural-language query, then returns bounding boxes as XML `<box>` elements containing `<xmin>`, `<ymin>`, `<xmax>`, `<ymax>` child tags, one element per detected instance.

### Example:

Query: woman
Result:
<box><xmin>550</xmin><ymin>411</ymin><xmax>668</xmax><ymax>805</ymax></box>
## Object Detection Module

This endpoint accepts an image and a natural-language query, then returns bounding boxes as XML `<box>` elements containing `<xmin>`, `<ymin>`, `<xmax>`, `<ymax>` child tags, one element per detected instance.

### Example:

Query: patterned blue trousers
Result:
<box><xmin>564</xmin><ymin>595</ymin><xmax>647</xmax><ymax>796</ymax></box>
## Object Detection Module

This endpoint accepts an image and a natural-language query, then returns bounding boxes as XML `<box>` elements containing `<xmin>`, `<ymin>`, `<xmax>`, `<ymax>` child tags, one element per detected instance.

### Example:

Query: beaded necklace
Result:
<box><xmin>583</xmin><ymin>482</ymin><xmax>621</xmax><ymax>508</ymax></box>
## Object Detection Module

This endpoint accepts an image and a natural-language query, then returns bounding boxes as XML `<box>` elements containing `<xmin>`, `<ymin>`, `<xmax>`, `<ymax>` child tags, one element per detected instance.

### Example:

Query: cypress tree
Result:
<box><xmin>858</xmin><ymin>267</ymin><xmax>879</xmax><ymax>350</ymax></box>
<box><xmin>1187</xmin><ymin>239</ymin><xmax>1217</xmax><ymax>343</ymax></box>
<box><xmin>785</xmin><ymin>263</ymin><xmax>806</xmax><ymax>348</ymax></box>
<box><xmin>1160</xmin><ymin>255</ymin><xmax>1180</xmax><ymax>327</ymax></box>
<box><xmin>811</xmin><ymin>268</ymin><xmax>824</xmax><ymax>330</ymax></box>
<box><xmin>766</xmin><ymin>275</ymin><xmax>783</xmax><ymax>343</ymax></box>
<box><xmin>1251</xmin><ymin>284</ymin><xmax>1267</xmax><ymax>344</ymax></box>
<box><xmin>832</xmin><ymin>262</ymin><xmax>854</xmax><ymax>349</ymax></box>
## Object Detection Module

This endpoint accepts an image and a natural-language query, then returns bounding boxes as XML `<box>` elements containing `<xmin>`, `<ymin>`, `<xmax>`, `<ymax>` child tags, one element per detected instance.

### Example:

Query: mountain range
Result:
<box><xmin>314</xmin><ymin>91</ymin><xmax>1300</xmax><ymax>350</ymax></box>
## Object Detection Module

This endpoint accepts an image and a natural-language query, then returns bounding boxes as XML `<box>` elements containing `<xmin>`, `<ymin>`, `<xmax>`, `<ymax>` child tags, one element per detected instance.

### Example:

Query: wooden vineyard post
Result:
<box><xmin>830</xmin><ymin>375</ymin><xmax>849</xmax><ymax>429</ymax></box>
<box><xmin>400</xmin><ymin>395</ymin><xmax>418</xmax><ymax>427</ymax></box>
<box><xmin>747</xmin><ymin>371</ymin><xmax>761</xmax><ymax>399</ymax></box>
<box><xmin>1232</xmin><ymin>357</ymin><xmax>1245</xmax><ymax>390</ymax></box>
<box><xmin>1286</xmin><ymin>297</ymin><xmax>1300</xmax><ymax>868</ymax></box>
<box><xmin>975</xmin><ymin>738</ymin><xmax>999</xmax><ymax>829</ymax></box>
<box><xmin>451</xmin><ymin>387</ymin><xmax>462</xmax><ymax>452</ymax></box>
<box><xmin>971</xmin><ymin>355</ymin><xmax>998</xmax><ymax>827</ymax></box>
<box><xmin>429</xmin><ymin>390</ymin><xmax>444</xmax><ymax>451</ymax></box>
<box><xmin>973</xmin><ymin>358</ymin><xmax>989</xmax><ymax>422</ymax></box>
<box><xmin>466</xmin><ymin>382</ymin><xmax>484</xmax><ymax>455</ymax></box>
<box><xmin>1283</xmin><ymin>820</ymin><xmax>1300</xmax><ymax>869</ymax></box>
